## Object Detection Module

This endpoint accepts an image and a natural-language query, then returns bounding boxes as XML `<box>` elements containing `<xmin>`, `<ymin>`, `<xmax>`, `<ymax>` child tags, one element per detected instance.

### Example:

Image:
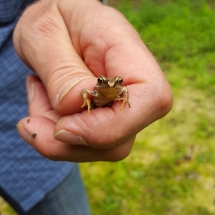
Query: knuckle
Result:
<box><xmin>108</xmin><ymin>142</ymin><xmax>133</xmax><ymax>162</ymax></box>
<box><xmin>18</xmin><ymin>1</ymin><xmax>60</xmax><ymax>42</ymax></box>
<box><xmin>111</xmin><ymin>149</ymin><xmax>131</xmax><ymax>162</ymax></box>
<box><xmin>158</xmin><ymin>84</ymin><xmax>173</xmax><ymax>118</ymax></box>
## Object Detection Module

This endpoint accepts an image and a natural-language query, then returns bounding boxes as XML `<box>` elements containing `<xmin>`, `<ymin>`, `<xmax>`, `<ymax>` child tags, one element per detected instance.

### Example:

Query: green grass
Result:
<box><xmin>1</xmin><ymin>0</ymin><xmax>215</xmax><ymax>214</ymax></box>
<box><xmin>116</xmin><ymin>0</ymin><xmax>215</xmax><ymax>94</ymax></box>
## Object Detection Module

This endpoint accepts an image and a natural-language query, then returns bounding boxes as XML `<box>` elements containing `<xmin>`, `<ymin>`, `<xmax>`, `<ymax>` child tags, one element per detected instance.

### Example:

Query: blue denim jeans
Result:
<box><xmin>25</xmin><ymin>164</ymin><xmax>91</xmax><ymax>215</ymax></box>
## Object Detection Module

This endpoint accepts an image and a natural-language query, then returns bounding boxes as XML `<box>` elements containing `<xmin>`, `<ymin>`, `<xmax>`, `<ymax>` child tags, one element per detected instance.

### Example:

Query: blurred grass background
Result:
<box><xmin>1</xmin><ymin>0</ymin><xmax>215</xmax><ymax>214</ymax></box>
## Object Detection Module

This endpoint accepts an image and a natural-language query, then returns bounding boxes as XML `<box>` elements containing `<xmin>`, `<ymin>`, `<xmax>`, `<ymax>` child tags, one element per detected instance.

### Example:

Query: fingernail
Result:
<box><xmin>57</xmin><ymin>77</ymin><xmax>93</xmax><ymax>105</ymax></box>
<box><xmin>54</xmin><ymin>129</ymin><xmax>87</xmax><ymax>146</ymax></box>
<box><xmin>26</xmin><ymin>77</ymin><xmax>35</xmax><ymax>103</ymax></box>
<box><xmin>79</xmin><ymin>135</ymin><xmax>88</xmax><ymax>146</ymax></box>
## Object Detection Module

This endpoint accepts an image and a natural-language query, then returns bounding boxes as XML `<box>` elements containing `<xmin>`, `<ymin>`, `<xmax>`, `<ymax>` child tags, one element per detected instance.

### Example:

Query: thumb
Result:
<box><xmin>13</xmin><ymin>0</ymin><xmax>95</xmax><ymax>114</ymax></box>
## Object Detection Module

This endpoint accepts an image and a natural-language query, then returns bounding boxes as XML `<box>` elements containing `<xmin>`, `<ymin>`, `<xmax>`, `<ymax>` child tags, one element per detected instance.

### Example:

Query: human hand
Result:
<box><xmin>14</xmin><ymin>0</ymin><xmax>172</xmax><ymax>162</ymax></box>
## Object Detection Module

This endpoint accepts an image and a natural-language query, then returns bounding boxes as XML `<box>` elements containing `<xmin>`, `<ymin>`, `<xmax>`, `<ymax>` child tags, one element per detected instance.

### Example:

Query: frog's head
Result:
<box><xmin>97</xmin><ymin>76</ymin><xmax>123</xmax><ymax>88</ymax></box>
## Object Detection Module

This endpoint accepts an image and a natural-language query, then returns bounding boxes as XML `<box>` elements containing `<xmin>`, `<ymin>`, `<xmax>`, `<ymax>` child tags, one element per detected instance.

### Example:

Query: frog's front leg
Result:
<box><xmin>81</xmin><ymin>89</ymin><xmax>98</xmax><ymax>114</ymax></box>
<box><xmin>115</xmin><ymin>86</ymin><xmax>131</xmax><ymax>111</ymax></box>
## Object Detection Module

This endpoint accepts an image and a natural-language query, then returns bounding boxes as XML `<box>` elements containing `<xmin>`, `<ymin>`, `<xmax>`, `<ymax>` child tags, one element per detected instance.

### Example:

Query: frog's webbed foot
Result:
<box><xmin>81</xmin><ymin>89</ymin><xmax>92</xmax><ymax>114</ymax></box>
<box><xmin>115</xmin><ymin>86</ymin><xmax>131</xmax><ymax>111</ymax></box>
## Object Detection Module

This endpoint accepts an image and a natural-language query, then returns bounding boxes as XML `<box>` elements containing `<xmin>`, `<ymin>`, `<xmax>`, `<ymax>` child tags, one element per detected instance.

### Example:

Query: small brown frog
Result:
<box><xmin>81</xmin><ymin>76</ymin><xmax>130</xmax><ymax>114</ymax></box>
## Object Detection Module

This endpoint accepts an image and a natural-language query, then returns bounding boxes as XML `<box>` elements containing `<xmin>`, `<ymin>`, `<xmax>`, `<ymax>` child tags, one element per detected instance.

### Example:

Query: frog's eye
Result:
<box><xmin>118</xmin><ymin>77</ymin><xmax>123</xmax><ymax>84</ymax></box>
<box><xmin>98</xmin><ymin>76</ymin><xmax>104</xmax><ymax>84</ymax></box>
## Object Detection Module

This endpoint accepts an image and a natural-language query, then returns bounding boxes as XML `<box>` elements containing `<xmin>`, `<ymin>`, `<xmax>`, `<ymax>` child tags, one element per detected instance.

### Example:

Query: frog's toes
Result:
<box><xmin>81</xmin><ymin>98</ymin><xmax>91</xmax><ymax>114</ymax></box>
<box><xmin>120</xmin><ymin>100</ymin><xmax>126</xmax><ymax>111</ymax></box>
<box><xmin>81</xmin><ymin>89</ymin><xmax>92</xmax><ymax>114</ymax></box>
<box><xmin>115</xmin><ymin>98</ymin><xmax>130</xmax><ymax>111</ymax></box>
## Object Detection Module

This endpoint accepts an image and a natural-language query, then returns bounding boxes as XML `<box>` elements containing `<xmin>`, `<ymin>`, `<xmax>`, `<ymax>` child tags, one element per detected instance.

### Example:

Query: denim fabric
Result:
<box><xmin>25</xmin><ymin>164</ymin><xmax>91</xmax><ymax>215</ymax></box>
<box><xmin>0</xmin><ymin>0</ymin><xmax>76</xmax><ymax>213</ymax></box>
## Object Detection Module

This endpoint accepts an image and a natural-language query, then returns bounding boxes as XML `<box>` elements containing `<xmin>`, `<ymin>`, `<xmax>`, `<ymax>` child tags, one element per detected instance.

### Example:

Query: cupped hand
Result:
<box><xmin>14</xmin><ymin>0</ymin><xmax>173</xmax><ymax>161</ymax></box>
